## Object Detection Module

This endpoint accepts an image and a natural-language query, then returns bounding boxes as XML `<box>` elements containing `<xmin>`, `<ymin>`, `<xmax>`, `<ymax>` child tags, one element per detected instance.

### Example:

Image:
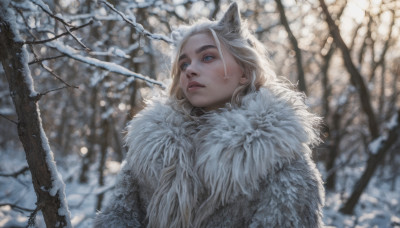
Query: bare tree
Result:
<box><xmin>0</xmin><ymin>2</ymin><xmax>72</xmax><ymax>227</ymax></box>
<box><xmin>319</xmin><ymin>0</ymin><xmax>400</xmax><ymax>214</ymax></box>
<box><xmin>318</xmin><ymin>0</ymin><xmax>347</xmax><ymax>190</ymax></box>
<box><xmin>340</xmin><ymin>110</ymin><xmax>400</xmax><ymax>214</ymax></box>
<box><xmin>319</xmin><ymin>0</ymin><xmax>378</xmax><ymax>137</ymax></box>
<box><xmin>275</xmin><ymin>0</ymin><xmax>307</xmax><ymax>94</ymax></box>
<box><xmin>1</xmin><ymin>0</ymin><xmax>171</xmax><ymax>224</ymax></box>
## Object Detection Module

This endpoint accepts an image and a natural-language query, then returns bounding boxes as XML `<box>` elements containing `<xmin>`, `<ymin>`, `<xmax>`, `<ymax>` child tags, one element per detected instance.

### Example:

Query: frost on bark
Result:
<box><xmin>0</xmin><ymin>3</ymin><xmax>71</xmax><ymax>228</ymax></box>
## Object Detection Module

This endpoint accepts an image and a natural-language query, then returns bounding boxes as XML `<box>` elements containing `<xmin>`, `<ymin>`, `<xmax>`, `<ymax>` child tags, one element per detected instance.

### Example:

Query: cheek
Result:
<box><xmin>226</xmin><ymin>59</ymin><xmax>243</xmax><ymax>76</ymax></box>
<box><xmin>179</xmin><ymin>74</ymin><xmax>186</xmax><ymax>89</ymax></box>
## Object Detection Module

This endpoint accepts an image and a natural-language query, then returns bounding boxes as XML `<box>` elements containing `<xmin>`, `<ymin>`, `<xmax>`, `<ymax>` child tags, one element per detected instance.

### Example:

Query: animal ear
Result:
<box><xmin>218</xmin><ymin>2</ymin><xmax>241</xmax><ymax>33</ymax></box>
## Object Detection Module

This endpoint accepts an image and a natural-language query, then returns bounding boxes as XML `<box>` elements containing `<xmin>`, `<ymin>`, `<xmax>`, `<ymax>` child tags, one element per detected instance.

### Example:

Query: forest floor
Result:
<box><xmin>0</xmin><ymin>147</ymin><xmax>399</xmax><ymax>228</ymax></box>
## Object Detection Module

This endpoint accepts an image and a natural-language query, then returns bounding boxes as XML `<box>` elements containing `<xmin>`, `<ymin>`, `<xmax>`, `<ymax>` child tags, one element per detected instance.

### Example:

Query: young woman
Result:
<box><xmin>95</xmin><ymin>3</ymin><xmax>324</xmax><ymax>227</ymax></box>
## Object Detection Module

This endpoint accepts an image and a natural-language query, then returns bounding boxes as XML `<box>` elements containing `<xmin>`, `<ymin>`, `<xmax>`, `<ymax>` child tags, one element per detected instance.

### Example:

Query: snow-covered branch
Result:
<box><xmin>30</xmin><ymin>0</ymin><xmax>74</xmax><ymax>28</ymax></box>
<box><xmin>28</xmin><ymin>54</ymin><xmax>66</xmax><ymax>65</ymax></box>
<box><xmin>25</xmin><ymin>20</ymin><xmax>93</xmax><ymax>45</ymax></box>
<box><xmin>341</xmin><ymin>109</ymin><xmax>400</xmax><ymax>214</ymax></box>
<box><xmin>100</xmin><ymin>1</ymin><xmax>173</xmax><ymax>44</ymax></box>
<box><xmin>63</xmin><ymin>24</ymin><xmax>90</xmax><ymax>51</ymax></box>
<box><xmin>49</xmin><ymin>41</ymin><xmax>165</xmax><ymax>88</ymax></box>
<box><xmin>368</xmin><ymin>111</ymin><xmax>400</xmax><ymax>155</ymax></box>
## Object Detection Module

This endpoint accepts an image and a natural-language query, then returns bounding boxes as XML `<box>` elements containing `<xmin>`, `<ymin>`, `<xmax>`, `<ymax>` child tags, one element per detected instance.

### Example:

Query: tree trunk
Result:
<box><xmin>340</xmin><ymin>110</ymin><xmax>400</xmax><ymax>214</ymax></box>
<box><xmin>318</xmin><ymin>0</ymin><xmax>395</xmax><ymax>214</ymax></box>
<box><xmin>325</xmin><ymin>112</ymin><xmax>341</xmax><ymax>190</ymax></box>
<box><xmin>275</xmin><ymin>0</ymin><xmax>307</xmax><ymax>95</ymax></box>
<box><xmin>111</xmin><ymin>118</ymin><xmax>124</xmax><ymax>162</ymax></box>
<box><xmin>0</xmin><ymin>4</ymin><xmax>71</xmax><ymax>227</ymax></box>
<box><xmin>319</xmin><ymin>0</ymin><xmax>378</xmax><ymax>138</ymax></box>
<box><xmin>79</xmin><ymin>86</ymin><xmax>99</xmax><ymax>183</ymax></box>
<box><xmin>96</xmin><ymin>112</ymin><xmax>110</xmax><ymax>211</ymax></box>
<box><xmin>321</xmin><ymin>39</ymin><xmax>336</xmax><ymax>189</ymax></box>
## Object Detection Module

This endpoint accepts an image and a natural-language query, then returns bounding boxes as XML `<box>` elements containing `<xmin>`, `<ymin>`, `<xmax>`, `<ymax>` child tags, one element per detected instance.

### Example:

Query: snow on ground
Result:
<box><xmin>0</xmin><ymin>147</ymin><xmax>117</xmax><ymax>228</ymax></box>
<box><xmin>0</xmin><ymin>146</ymin><xmax>399</xmax><ymax>228</ymax></box>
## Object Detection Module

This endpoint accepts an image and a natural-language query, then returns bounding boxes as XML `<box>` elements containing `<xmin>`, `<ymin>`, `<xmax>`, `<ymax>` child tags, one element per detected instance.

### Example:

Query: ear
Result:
<box><xmin>218</xmin><ymin>2</ymin><xmax>241</xmax><ymax>33</ymax></box>
<box><xmin>239</xmin><ymin>73</ymin><xmax>249</xmax><ymax>85</ymax></box>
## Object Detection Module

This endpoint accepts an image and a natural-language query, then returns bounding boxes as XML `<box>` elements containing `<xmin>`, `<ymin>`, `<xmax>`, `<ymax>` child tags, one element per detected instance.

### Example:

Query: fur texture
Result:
<box><xmin>94</xmin><ymin>88</ymin><xmax>325</xmax><ymax>227</ymax></box>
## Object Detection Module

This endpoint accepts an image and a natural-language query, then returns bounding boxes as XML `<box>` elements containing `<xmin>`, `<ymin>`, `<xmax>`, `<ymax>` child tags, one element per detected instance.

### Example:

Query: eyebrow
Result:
<box><xmin>196</xmin><ymin>44</ymin><xmax>217</xmax><ymax>54</ymax></box>
<box><xmin>178</xmin><ymin>45</ymin><xmax>217</xmax><ymax>62</ymax></box>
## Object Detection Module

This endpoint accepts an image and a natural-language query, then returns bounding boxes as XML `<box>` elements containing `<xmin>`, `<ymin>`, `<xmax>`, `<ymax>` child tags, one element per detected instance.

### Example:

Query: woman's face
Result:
<box><xmin>178</xmin><ymin>32</ymin><xmax>247</xmax><ymax>111</ymax></box>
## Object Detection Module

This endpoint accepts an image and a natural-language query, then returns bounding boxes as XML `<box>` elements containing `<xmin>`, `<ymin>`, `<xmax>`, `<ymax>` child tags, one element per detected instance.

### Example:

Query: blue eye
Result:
<box><xmin>203</xmin><ymin>55</ymin><xmax>214</xmax><ymax>62</ymax></box>
<box><xmin>180</xmin><ymin>62</ymin><xmax>189</xmax><ymax>71</ymax></box>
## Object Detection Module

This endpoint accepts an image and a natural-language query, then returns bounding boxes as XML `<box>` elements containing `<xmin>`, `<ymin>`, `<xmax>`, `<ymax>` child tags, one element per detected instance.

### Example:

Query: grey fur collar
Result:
<box><xmin>124</xmin><ymin>88</ymin><xmax>320</xmax><ymax>227</ymax></box>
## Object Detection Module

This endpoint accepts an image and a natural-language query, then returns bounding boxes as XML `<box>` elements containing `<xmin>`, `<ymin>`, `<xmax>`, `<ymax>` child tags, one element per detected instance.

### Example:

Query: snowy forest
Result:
<box><xmin>0</xmin><ymin>0</ymin><xmax>399</xmax><ymax>227</ymax></box>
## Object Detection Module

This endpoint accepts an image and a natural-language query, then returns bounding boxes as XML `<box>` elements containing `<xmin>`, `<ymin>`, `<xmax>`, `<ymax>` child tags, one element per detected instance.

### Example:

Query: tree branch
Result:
<box><xmin>369</xmin><ymin>9</ymin><xmax>395</xmax><ymax>81</ymax></box>
<box><xmin>48</xmin><ymin>41</ymin><xmax>165</xmax><ymax>88</ymax></box>
<box><xmin>63</xmin><ymin>24</ymin><xmax>90</xmax><ymax>51</ymax></box>
<box><xmin>0</xmin><ymin>113</ymin><xmax>18</xmax><ymax>125</ymax></box>
<box><xmin>29</xmin><ymin>54</ymin><xmax>66</xmax><ymax>65</ymax></box>
<box><xmin>31</xmin><ymin>86</ymin><xmax>70</xmax><ymax>102</ymax></box>
<box><xmin>0</xmin><ymin>203</ymin><xmax>34</xmax><ymax>213</ymax></box>
<box><xmin>30</xmin><ymin>0</ymin><xmax>74</xmax><ymax>28</ymax></box>
<box><xmin>340</xmin><ymin>110</ymin><xmax>400</xmax><ymax>214</ymax></box>
<box><xmin>25</xmin><ymin>20</ymin><xmax>93</xmax><ymax>45</ymax></box>
<box><xmin>319</xmin><ymin>0</ymin><xmax>379</xmax><ymax>138</ymax></box>
<box><xmin>40</xmin><ymin>63</ymin><xmax>79</xmax><ymax>89</ymax></box>
<box><xmin>0</xmin><ymin>166</ymin><xmax>29</xmax><ymax>177</ymax></box>
<box><xmin>26</xmin><ymin>42</ymin><xmax>78</xmax><ymax>91</ymax></box>
<box><xmin>275</xmin><ymin>0</ymin><xmax>307</xmax><ymax>94</ymax></box>
<box><xmin>26</xmin><ymin>201</ymin><xmax>45</xmax><ymax>227</ymax></box>
<box><xmin>100</xmin><ymin>1</ymin><xmax>172</xmax><ymax>44</ymax></box>
<box><xmin>14</xmin><ymin>7</ymin><xmax>38</xmax><ymax>41</ymax></box>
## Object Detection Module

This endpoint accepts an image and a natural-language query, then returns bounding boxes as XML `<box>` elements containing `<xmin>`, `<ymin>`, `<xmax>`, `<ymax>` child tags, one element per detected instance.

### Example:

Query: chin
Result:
<box><xmin>190</xmin><ymin>103</ymin><xmax>208</xmax><ymax>109</ymax></box>
<box><xmin>187</xmin><ymin>98</ymin><xmax>208</xmax><ymax>108</ymax></box>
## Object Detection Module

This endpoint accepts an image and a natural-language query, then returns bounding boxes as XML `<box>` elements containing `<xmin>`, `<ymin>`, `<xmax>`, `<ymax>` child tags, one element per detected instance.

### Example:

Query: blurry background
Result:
<box><xmin>0</xmin><ymin>0</ymin><xmax>399</xmax><ymax>227</ymax></box>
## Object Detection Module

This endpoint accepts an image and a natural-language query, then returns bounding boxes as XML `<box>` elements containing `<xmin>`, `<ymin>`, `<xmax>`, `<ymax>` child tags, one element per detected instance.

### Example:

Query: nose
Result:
<box><xmin>185</xmin><ymin>62</ymin><xmax>198</xmax><ymax>78</ymax></box>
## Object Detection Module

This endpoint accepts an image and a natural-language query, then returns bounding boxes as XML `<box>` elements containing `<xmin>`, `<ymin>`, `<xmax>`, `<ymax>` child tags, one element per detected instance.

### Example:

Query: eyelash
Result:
<box><xmin>202</xmin><ymin>55</ymin><xmax>215</xmax><ymax>62</ymax></box>
<box><xmin>180</xmin><ymin>62</ymin><xmax>189</xmax><ymax>71</ymax></box>
<box><xmin>179</xmin><ymin>54</ymin><xmax>215</xmax><ymax>71</ymax></box>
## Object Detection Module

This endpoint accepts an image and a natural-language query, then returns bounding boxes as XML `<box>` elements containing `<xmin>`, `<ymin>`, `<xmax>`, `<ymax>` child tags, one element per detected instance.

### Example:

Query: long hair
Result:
<box><xmin>146</xmin><ymin>4</ymin><xmax>320</xmax><ymax>227</ymax></box>
<box><xmin>168</xmin><ymin>3</ymin><xmax>277</xmax><ymax>114</ymax></box>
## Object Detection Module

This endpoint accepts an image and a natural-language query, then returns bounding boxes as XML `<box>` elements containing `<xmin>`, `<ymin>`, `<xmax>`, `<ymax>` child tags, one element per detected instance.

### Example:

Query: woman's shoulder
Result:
<box><xmin>194</xmin><ymin>87</ymin><xmax>322</xmax><ymax>199</ymax></box>
<box><xmin>123</xmin><ymin>96</ymin><xmax>195</xmax><ymax>174</ymax></box>
<box><xmin>249</xmin><ymin>86</ymin><xmax>321</xmax><ymax>146</ymax></box>
<box><xmin>124</xmin><ymin>96</ymin><xmax>187</xmax><ymax>150</ymax></box>
<box><xmin>126</xmin><ymin>96</ymin><xmax>188</xmax><ymax>131</ymax></box>
<box><xmin>199</xmin><ymin>87</ymin><xmax>321</xmax><ymax>149</ymax></box>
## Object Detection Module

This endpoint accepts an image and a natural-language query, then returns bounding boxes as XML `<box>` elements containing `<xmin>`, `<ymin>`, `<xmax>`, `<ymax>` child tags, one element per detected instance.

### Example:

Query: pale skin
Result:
<box><xmin>178</xmin><ymin>32</ymin><xmax>248</xmax><ymax>111</ymax></box>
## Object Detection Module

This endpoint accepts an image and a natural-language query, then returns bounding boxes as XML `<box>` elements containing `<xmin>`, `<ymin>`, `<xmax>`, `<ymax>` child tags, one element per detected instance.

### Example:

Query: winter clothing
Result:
<box><xmin>94</xmin><ymin>87</ymin><xmax>325</xmax><ymax>227</ymax></box>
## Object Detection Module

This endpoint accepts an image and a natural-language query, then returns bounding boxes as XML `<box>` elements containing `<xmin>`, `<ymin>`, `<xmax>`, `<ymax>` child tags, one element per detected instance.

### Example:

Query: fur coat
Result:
<box><xmin>94</xmin><ymin>88</ymin><xmax>325</xmax><ymax>228</ymax></box>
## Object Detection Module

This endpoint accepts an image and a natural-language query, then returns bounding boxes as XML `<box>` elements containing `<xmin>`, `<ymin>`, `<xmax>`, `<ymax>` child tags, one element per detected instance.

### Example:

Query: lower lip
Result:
<box><xmin>188</xmin><ymin>86</ymin><xmax>204</xmax><ymax>91</ymax></box>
